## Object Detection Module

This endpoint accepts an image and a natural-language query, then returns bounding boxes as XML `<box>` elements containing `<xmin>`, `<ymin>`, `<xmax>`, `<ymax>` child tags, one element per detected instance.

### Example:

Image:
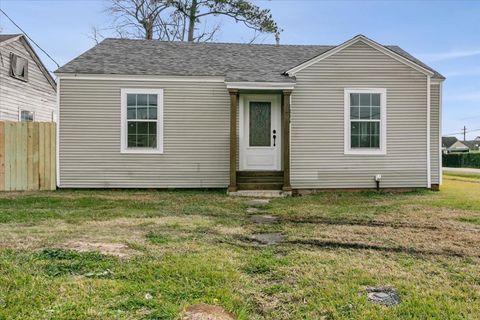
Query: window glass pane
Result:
<box><xmin>371</xmin><ymin>122</ymin><xmax>380</xmax><ymax>135</ymax></box>
<box><xmin>137</xmin><ymin>135</ymin><xmax>148</xmax><ymax>147</ymax></box>
<box><xmin>360</xmin><ymin>134</ymin><xmax>370</xmax><ymax>148</ymax></box>
<box><xmin>20</xmin><ymin>110</ymin><xmax>34</xmax><ymax>122</ymax></box>
<box><xmin>249</xmin><ymin>101</ymin><xmax>271</xmax><ymax>147</ymax></box>
<box><xmin>371</xmin><ymin>135</ymin><xmax>380</xmax><ymax>148</ymax></box>
<box><xmin>148</xmin><ymin>107</ymin><xmax>157</xmax><ymax>120</ymax></box>
<box><xmin>371</xmin><ymin>94</ymin><xmax>380</xmax><ymax>106</ymax></box>
<box><xmin>148</xmin><ymin>122</ymin><xmax>157</xmax><ymax>135</ymax></box>
<box><xmin>127</xmin><ymin>107</ymin><xmax>136</xmax><ymax>119</ymax></box>
<box><xmin>351</xmin><ymin>135</ymin><xmax>359</xmax><ymax>148</ymax></box>
<box><xmin>350</xmin><ymin>93</ymin><xmax>359</xmax><ymax>106</ymax></box>
<box><xmin>359</xmin><ymin>122</ymin><xmax>370</xmax><ymax>135</ymax></box>
<box><xmin>137</xmin><ymin>122</ymin><xmax>149</xmax><ymax>134</ymax></box>
<box><xmin>128</xmin><ymin>135</ymin><xmax>136</xmax><ymax>148</ymax></box>
<box><xmin>137</xmin><ymin>107</ymin><xmax>148</xmax><ymax>119</ymax></box>
<box><xmin>351</xmin><ymin>122</ymin><xmax>359</xmax><ymax>135</ymax></box>
<box><xmin>360</xmin><ymin>93</ymin><xmax>370</xmax><ymax>106</ymax></box>
<box><xmin>127</xmin><ymin>94</ymin><xmax>136</xmax><ymax>106</ymax></box>
<box><xmin>148</xmin><ymin>135</ymin><xmax>157</xmax><ymax>148</ymax></box>
<box><xmin>137</xmin><ymin>94</ymin><xmax>148</xmax><ymax>106</ymax></box>
<box><xmin>371</xmin><ymin>106</ymin><xmax>380</xmax><ymax>120</ymax></box>
<box><xmin>350</xmin><ymin>107</ymin><xmax>359</xmax><ymax>120</ymax></box>
<box><xmin>360</xmin><ymin>107</ymin><xmax>371</xmax><ymax>119</ymax></box>
<box><xmin>127</xmin><ymin>122</ymin><xmax>136</xmax><ymax>135</ymax></box>
<box><xmin>148</xmin><ymin>94</ymin><xmax>157</xmax><ymax>106</ymax></box>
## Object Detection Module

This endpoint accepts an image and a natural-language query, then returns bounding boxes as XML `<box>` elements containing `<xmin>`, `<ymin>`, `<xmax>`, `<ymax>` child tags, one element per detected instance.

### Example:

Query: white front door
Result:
<box><xmin>240</xmin><ymin>94</ymin><xmax>281</xmax><ymax>171</ymax></box>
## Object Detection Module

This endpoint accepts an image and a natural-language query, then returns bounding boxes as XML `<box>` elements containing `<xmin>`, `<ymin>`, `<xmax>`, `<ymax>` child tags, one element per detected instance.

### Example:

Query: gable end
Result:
<box><xmin>285</xmin><ymin>35</ymin><xmax>435</xmax><ymax>78</ymax></box>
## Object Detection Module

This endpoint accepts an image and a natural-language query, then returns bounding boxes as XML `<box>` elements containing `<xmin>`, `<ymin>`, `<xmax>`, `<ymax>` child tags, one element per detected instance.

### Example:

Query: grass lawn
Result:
<box><xmin>0</xmin><ymin>174</ymin><xmax>479</xmax><ymax>319</ymax></box>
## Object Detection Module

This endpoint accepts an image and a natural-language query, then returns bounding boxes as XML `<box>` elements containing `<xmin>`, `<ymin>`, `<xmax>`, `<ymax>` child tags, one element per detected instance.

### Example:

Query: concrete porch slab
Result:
<box><xmin>227</xmin><ymin>190</ymin><xmax>292</xmax><ymax>198</ymax></box>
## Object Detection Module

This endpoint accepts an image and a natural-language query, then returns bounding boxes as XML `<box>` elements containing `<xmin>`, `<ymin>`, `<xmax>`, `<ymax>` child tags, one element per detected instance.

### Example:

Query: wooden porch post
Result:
<box><xmin>282</xmin><ymin>90</ymin><xmax>292</xmax><ymax>192</ymax></box>
<box><xmin>228</xmin><ymin>89</ymin><xmax>238</xmax><ymax>192</ymax></box>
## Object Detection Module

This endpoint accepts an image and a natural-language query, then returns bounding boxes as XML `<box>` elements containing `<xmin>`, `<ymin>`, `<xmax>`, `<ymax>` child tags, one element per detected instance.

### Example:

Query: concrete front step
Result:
<box><xmin>237</xmin><ymin>183</ymin><xmax>283</xmax><ymax>190</ymax></box>
<box><xmin>228</xmin><ymin>190</ymin><xmax>291</xmax><ymax>198</ymax></box>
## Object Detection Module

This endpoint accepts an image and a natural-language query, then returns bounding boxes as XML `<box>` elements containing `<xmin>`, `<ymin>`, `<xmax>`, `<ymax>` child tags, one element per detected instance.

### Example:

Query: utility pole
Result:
<box><xmin>462</xmin><ymin>126</ymin><xmax>467</xmax><ymax>141</ymax></box>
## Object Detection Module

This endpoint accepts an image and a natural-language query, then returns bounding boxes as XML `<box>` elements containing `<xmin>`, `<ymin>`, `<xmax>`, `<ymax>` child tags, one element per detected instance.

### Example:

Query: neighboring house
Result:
<box><xmin>55</xmin><ymin>35</ymin><xmax>444</xmax><ymax>192</ymax></box>
<box><xmin>442</xmin><ymin>136</ymin><xmax>480</xmax><ymax>153</ymax></box>
<box><xmin>0</xmin><ymin>34</ymin><xmax>57</xmax><ymax>122</ymax></box>
<box><xmin>463</xmin><ymin>140</ymin><xmax>480</xmax><ymax>152</ymax></box>
<box><xmin>442</xmin><ymin>137</ymin><xmax>469</xmax><ymax>153</ymax></box>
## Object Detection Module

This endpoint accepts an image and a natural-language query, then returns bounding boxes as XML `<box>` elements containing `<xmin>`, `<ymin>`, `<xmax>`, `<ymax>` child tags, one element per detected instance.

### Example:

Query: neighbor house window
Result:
<box><xmin>10</xmin><ymin>53</ymin><xmax>28</xmax><ymax>81</ymax></box>
<box><xmin>344</xmin><ymin>88</ymin><xmax>386</xmax><ymax>155</ymax></box>
<box><xmin>20</xmin><ymin>110</ymin><xmax>34</xmax><ymax>122</ymax></box>
<box><xmin>121</xmin><ymin>89</ymin><xmax>163</xmax><ymax>153</ymax></box>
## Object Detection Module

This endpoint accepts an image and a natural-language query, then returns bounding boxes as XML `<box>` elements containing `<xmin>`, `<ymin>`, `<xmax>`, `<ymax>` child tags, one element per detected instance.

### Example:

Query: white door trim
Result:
<box><xmin>239</xmin><ymin>94</ymin><xmax>281</xmax><ymax>171</ymax></box>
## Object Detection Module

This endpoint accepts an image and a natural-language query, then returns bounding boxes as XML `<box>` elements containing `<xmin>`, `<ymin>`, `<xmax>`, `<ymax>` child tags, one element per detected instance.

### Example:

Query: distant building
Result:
<box><xmin>442</xmin><ymin>136</ymin><xmax>479</xmax><ymax>153</ymax></box>
<box><xmin>0</xmin><ymin>34</ymin><xmax>57</xmax><ymax>122</ymax></box>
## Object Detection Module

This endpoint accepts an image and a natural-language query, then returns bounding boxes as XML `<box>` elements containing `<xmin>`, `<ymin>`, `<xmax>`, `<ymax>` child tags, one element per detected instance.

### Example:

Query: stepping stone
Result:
<box><xmin>250</xmin><ymin>215</ymin><xmax>278</xmax><ymax>224</ymax></box>
<box><xmin>366</xmin><ymin>287</ymin><xmax>400</xmax><ymax>306</ymax></box>
<box><xmin>181</xmin><ymin>304</ymin><xmax>235</xmax><ymax>320</ymax></box>
<box><xmin>246</xmin><ymin>207</ymin><xmax>261</xmax><ymax>214</ymax></box>
<box><xmin>250</xmin><ymin>233</ymin><xmax>283</xmax><ymax>245</ymax></box>
<box><xmin>245</xmin><ymin>199</ymin><xmax>270</xmax><ymax>207</ymax></box>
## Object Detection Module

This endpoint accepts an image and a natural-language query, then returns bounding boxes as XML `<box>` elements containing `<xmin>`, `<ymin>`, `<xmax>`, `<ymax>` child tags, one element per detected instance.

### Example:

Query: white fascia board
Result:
<box><xmin>56</xmin><ymin>73</ymin><xmax>225</xmax><ymax>82</ymax></box>
<box><xmin>225</xmin><ymin>81</ymin><xmax>295</xmax><ymax>90</ymax></box>
<box><xmin>286</xmin><ymin>35</ymin><xmax>435</xmax><ymax>78</ymax></box>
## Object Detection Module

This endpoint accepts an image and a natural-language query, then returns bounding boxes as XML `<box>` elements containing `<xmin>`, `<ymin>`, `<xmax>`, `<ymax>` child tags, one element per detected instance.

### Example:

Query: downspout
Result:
<box><xmin>439</xmin><ymin>81</ymin><xmax>443</xmax><ymax>185</ymax></box>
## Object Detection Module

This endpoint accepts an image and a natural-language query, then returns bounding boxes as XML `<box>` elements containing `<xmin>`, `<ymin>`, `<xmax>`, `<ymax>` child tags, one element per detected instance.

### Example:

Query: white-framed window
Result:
<box><xmin>19</xmin><ymin>109</ymin><xmax>35</xmax><ymax>122</ymax></box>
<box><xmin>344</xmin><ymin>88</ymin><xmax>387</xmax><ymax>155</ymax></box>
<box><xmin>10</xmin><ymin>53</ymin><xmax>28</xmax><ymax>82</ymax></box>
<box><xmin>120</xmin><ymin>88</ymin><xmax>164</xmax><ymax>154</ymax></box>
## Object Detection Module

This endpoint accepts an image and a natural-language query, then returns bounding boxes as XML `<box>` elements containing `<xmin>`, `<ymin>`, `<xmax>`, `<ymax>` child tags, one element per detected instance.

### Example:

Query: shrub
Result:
<box><xmin>443</xmin><ymin>153</ymin><xmax>480</xmax><ymax>168</ymax></box>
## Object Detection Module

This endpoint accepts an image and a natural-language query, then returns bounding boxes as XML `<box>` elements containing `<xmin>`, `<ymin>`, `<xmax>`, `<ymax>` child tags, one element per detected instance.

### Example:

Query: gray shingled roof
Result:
<box><xmin>0</xmin><ymin>34</ymin><xmax>21</xmax><ymax>43</ymax></box>
<box><xmin>442</xmin><ymin>137</ymin><xmax>458</xmax><ymax>148</ymax></box>
<box><xmin>56</xmin><ymin>38</ymin><xmax>444</xmax><ymax>82</ymax></box>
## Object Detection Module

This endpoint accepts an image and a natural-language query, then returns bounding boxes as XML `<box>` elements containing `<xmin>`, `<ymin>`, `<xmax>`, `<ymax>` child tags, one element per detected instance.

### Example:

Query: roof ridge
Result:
<box><xmin>102</xmin><ymin>38</ymin><xmax>336</xmax><ymax>47</ymax></box>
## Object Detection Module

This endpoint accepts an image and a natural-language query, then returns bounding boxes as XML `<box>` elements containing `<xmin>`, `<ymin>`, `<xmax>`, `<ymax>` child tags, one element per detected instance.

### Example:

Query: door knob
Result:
<box><xmin>273</xmin><ymin>130</ymin><xmax>276</xmax><ymax>147</ymax></box>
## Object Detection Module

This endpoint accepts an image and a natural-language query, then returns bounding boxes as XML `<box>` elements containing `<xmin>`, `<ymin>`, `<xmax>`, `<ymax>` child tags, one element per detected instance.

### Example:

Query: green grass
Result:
<box><xmin>0</xmin><ymin>176</ymin><xmax>479</xmax><ymax>319</ymax></box>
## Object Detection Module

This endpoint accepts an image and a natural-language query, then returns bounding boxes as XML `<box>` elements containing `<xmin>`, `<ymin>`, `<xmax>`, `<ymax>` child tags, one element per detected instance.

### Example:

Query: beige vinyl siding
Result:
<box><xmin>430</xmin><ymin>83</ymin><xmax>440</xmax><ymax>185</ymax></box>
<box><xmin>291</xmin><ymin>41</ymin><xmax>430</xmax><ymax>189</ymax></box>
<box><xmin>59</xmin><ymin>79</ymin><xmax>230</xmax><ymax>188</ymax></box>
<box><xmin>0</xmin><ymin>39</ymin><xmax>56</xmax><ymax>121</ymax></box>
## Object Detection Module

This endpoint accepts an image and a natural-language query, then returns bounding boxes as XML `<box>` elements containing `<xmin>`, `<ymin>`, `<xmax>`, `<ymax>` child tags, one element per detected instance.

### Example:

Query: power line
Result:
<box><xmin>445</xmin><ymin>128</ymin><xmax>480</xmax><ymax>136</ymax></box>
<box><xmin>0</xmin><ymin>8</ymin><xmax>60</xmax><ymax>68</ymax></box>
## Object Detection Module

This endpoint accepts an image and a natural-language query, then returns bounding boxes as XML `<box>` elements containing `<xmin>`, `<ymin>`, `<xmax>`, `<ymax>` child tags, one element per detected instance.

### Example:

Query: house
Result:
<box><xmin>442</xmin><ymin>137</ymin><xmax>479</xmax><ymax>153</ymax></box>
<box><xmin>55</xmin><ymin>35</ymin><xmax>444</xmax><ymax>193</ymax></box>
<box><xmin>442</xmin><ymin>137</ymin><xmax>469</xmax><ymax>153</ymax></box>
<box><xmin>0</xmin><ymin>34</ymin><xmax>57</xmax><ymax>122</ymax></box>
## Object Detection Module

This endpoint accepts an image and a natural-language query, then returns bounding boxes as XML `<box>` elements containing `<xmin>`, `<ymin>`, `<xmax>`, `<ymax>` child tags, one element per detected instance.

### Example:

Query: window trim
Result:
<box><xmin>120</xmin><ymin>88</ymin><xmax>164</xmax><ymax>154</ymax></box>
<box><xmin>19</xmin><ymin>109</ymin><xmax>35</xmax><ymax>122</ymax></box>
<box><xmin>344</xmin><ymin>88</ymin><xmax>387</xmax><ymax>155</ymax></box>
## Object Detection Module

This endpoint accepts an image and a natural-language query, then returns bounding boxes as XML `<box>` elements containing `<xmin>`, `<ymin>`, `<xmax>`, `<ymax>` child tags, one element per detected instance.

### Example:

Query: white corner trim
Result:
<box><xmin>56</xmin><ymin>77</ymin><xmax>60</xmax><ymax>187</ymax></box>
<box><xmin>225</xmin><ymin>81</ymin><xmax>295</xmax><ymax>90</ymax></box>
<box><xmin>439</xmin><ymin>81</ymin><xmax>443</xmax><ymax>185</ymax></box>
<box><xmin>344</xmin><ymin>88</ymin><xmax>387</xmax><ymax>156</ymax></box>
<box><xmin>56</xmin><ymin>73</ymin><xmax>225</xmax><ymax>83</ymax></box>
<box><xmin>427</xmin><ymin>76</ymin><xmax>431</xmax><ymax>188</ymax></box>
<box><xmin>120</xmin><ymin>88</ymin><xmax>164</xmax><ymax>154</ymax></box>
<box><xmin>286</xmin><ymin>35</ymin><xmax>435</xmax><ymax>77</ymax></box>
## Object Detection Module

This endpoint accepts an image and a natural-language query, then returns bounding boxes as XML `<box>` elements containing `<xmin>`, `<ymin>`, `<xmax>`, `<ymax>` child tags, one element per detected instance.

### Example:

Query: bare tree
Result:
<box><xmin>95</xmin><ymin>0</ymin><xmax>281</xmax><ymax>43</ymax></box>
<box><xmin>171</xmin><ymin>0</ymin><xmax>281</xmax><ymax>42</ymax></box>
<box><xmin>108</xmin><ymin>0</ymin><xmax>170</xmax><ymax>39</ymax></box>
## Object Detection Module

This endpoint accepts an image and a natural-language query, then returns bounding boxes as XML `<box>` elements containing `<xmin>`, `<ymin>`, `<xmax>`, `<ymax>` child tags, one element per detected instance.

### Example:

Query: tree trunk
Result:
<box><xmin>187</xmin><ymin>0</ymin><xmax>197</xmax><ymax>41</ymax></box>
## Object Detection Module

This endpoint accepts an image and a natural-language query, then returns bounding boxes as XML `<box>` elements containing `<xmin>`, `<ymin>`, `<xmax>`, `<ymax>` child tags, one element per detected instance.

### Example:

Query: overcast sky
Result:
<box><xmin>1</xmin><ymin>0</ymin><xmax>479</xmax><ymax>139</ymax></box>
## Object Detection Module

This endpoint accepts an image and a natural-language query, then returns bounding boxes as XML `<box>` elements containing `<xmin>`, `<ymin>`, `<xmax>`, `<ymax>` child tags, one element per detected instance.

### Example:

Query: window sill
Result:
<box><xmin>121</xmin><ymin>148</ymin><xmax>163</xmax><ymax>154</ymax></box>
<box><xmin>344</xmin><ymin>149</ymin><xmax>386</xmax><ymax>156</ymax></box>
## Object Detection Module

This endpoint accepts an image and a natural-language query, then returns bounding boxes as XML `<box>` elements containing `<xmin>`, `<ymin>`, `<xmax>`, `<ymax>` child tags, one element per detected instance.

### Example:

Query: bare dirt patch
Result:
<box><xmin>62</xmin><ymin>241</ymin><xmax>137</xmax><ymax>258</ymax></box>
<box><xmin>181</xmin><ymin>304</ymin><xmax>235</xmax><ymax>320</ymax></box>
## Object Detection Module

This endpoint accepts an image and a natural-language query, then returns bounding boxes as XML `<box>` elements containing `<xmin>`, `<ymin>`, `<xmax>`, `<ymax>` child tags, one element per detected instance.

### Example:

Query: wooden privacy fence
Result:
<box><xmin>0</xmin><ymin>121</ymin><xmax>56</xmax><ymax>191</ymax></box>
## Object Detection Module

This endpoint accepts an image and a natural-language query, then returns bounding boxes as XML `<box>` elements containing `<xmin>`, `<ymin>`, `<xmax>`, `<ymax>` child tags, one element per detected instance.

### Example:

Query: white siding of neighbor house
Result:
<box><xmin>290</xmin><ymin>41</ymin><xmax>432</xmax><ymax>189</ymax></box>
<box><xmin>59</xmin><ymin>79</ymin><xmax>230</xmax><ymax>188</ymax></box>
<box><xmin>430</xmin><ymin>83</ymin><xmax>440</xmax><ymax>185</ymax></box>
<box><xmin>0</xmin><ymin>38</ymin><xmax>56</xmax><ymax>121</ymax></box>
